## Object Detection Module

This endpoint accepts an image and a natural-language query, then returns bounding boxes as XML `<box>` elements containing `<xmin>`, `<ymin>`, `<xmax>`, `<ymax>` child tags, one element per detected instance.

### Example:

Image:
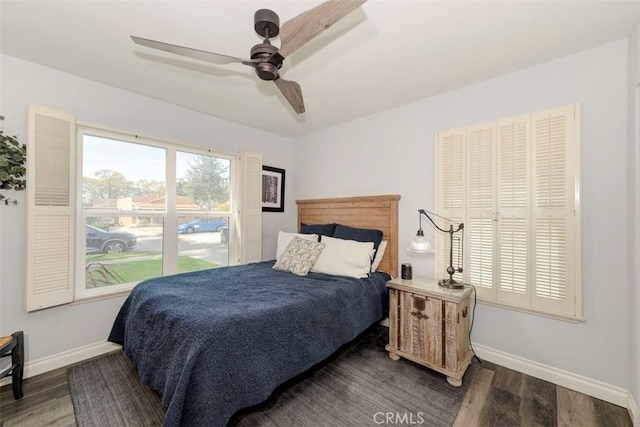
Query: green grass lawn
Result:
<box><xmin>86</xmin><ymin>256</ymin><xmax>219</xmax><ymax>288</ymax></box>
<box><xmin>86</xmin><ymin>250</ymin><xmax>159</xmax><ymax>261</ymax></box>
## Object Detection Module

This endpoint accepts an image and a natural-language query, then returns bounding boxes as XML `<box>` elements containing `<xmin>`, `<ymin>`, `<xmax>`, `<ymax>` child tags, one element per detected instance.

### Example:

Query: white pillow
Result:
<box><xmin>273</xmin><ymin>237</ymin><xmax>326</xmax><ymax>276</ymax></box>
<box><xmin>276</xmin><ymin>231</ymin><xmax>319</xmax><ymax>261</ymax></box>
<box><xmin>311</xmin><ymin>235</ymin><xmax>375</xmax><ymax>278</ymax></box>
<box><xmin>371</xmin><ymin>240</ymin><xmax>387</xmax><ymax>272</ymax></box>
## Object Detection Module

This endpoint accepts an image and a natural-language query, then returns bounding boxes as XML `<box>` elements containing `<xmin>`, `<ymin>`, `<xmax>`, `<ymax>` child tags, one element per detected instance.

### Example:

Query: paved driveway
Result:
<box><xmin>114</xmin><ymin>226</ymin><xmax>229</xmax><ymax>266</ymax></box>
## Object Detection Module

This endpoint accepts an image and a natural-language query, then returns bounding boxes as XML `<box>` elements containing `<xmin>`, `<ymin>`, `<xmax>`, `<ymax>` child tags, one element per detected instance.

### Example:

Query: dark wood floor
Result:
<box><xmin>0</xmin><ymin>355</ymin><xmax>633</xmax><ymax>426</ymax></box>
<box><xmin>453</xmin><ymin>360</ymin><xmax>632</xmax><ymax>427</ymax></box>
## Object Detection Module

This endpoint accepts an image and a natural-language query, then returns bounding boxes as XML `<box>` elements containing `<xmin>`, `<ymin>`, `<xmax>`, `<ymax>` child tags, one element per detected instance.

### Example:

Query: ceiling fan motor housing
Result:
<box><xmin>251</xmin><ymin>43</ymin><xmax>283</xmax><ymax>81</ymax></box>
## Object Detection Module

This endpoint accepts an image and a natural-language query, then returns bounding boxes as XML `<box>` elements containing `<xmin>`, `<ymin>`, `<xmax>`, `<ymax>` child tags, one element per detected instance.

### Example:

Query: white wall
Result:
<box><xmin>294</xmin><ymin>40</ymin><xmax>630</xmax><ymax>389</ymax></box>
<box><xmin>628</xmin><ymin>16</ymin><xmax>640</xmax><ymax>418</ymax></box>
<box><xmin>0</xmin><ymin>54</ymin><xmax>295</xmax><ymax>362</ymax></box>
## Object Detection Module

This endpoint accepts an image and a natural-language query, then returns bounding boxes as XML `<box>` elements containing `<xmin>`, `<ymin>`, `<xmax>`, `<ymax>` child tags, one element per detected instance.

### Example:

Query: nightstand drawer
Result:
<box><xmin>398</xmin><ymin>292</ymin><xmax>441</xmax><ymax>366</ymax></box>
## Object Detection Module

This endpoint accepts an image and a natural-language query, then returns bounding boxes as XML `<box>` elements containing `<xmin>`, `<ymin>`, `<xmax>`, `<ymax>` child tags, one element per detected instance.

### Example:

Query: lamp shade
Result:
<box><xmin>408</xmin><ymin>233</ymin><xmax>432</xmax><ymax>253</ymax></box>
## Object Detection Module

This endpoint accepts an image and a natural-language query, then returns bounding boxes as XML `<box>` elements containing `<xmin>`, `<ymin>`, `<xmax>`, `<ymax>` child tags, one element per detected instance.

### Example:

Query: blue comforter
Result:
<box><xmin>108</xmin><ymin>261</ymin><xmax>389</xmax><ymax>426</ymax></box>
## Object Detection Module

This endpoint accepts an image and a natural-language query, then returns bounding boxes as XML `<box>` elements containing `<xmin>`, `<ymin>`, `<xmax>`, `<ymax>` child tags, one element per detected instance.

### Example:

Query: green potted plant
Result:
<box><xmin>0</xmin><ymin>116</ymin><xmax>26</xmax><ymax>205</ymax></box>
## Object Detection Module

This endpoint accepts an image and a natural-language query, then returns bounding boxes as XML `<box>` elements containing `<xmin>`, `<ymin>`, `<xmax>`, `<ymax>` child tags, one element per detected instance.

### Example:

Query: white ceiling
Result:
<box><xmin>2</xmin><ymin>1</ymin><xmax>639</xmax><ymax>137</ymax></box>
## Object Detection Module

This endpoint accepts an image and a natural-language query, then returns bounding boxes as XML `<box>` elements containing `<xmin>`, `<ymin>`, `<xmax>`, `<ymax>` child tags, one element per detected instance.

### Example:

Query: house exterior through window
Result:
<box><xmin>77</xmin><ymin>131</ymin><xmax>235</xmax><ymax>299</ymax></box>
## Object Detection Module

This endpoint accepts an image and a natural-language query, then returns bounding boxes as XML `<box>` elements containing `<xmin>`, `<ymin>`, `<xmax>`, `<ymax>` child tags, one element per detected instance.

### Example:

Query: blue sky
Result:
<box><xmin>83</xmin><ymin>135</ymin><xmax>210</xmax><ymax>183</ymax></box>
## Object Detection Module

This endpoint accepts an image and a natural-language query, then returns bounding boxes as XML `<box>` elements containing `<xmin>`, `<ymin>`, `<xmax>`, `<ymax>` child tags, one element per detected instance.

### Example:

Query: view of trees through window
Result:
<box><xmin>81</xmin><ymin>134</ymin><xmax>232</xmax><ymax>292</ymax></box>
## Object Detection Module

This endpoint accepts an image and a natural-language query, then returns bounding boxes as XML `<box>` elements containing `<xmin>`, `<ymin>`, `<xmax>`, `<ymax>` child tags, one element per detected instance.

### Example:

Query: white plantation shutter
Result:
<box><xmin>26</xmin><ymin>105</ymin><xmax>76</xmax><ymax>311</ymax></box>
<box><xmin>440</xmin><ymin>131</ymin><xmax>465</xmax><ymax>211</ymax></box>
<box><xmin>498</xmin><ymin>217</ymin><xmax>528</xmax><ymax>295</ymax></box>
<box><xmin>239</xmin><ymin>152</ymin><xmax>262</xmax><ymax>264</ymax></box>
<box><xmin>531</xmin><ymin>106</ymin><xmax>576</xmax><ymax>315</ymax></box>
<box><xmin>465</xmin><ymin>123</ymin><xmax>495</xmax><ymax>296</ymax></box>
<box><xmin>436</xmin><ymin>128</ymin><xmax>465</xmax><ymax>283</ymax></box>
<box><xmin>496</xmin><ymin>116</ymin><xmax>530</xmax><ymax>306</ymax></box>
<box><xmin>435</xmin><ymin>104</ymin><xmax>580</xmax><ymax>319</ymax></box>
<box><xmin>535</xmin><ymin>218</ymin><xmax>568</xmax><ymax>299</ymax></box>
<box><xmin>467</xmin><ymin>218</ymin><xmax>493</xmax><ymax>288</ymax></box>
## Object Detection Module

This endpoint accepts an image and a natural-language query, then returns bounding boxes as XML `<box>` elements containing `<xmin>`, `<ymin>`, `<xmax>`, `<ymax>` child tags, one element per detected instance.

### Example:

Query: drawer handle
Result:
<box><xmin>410</xmin><ymin>311</ymin><xmax>429</xmax><ymax>320</ymax></box>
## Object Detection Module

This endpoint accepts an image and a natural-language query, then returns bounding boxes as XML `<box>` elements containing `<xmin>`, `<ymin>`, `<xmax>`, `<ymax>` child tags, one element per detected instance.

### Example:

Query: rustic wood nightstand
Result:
<box><xmin>385</xmin><ymin>276</ymin><xmax>472</xmax><ymax>387</ymax></box>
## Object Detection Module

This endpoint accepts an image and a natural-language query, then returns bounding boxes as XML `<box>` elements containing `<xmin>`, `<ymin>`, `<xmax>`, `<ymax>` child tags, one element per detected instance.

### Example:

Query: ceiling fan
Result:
<box><xmin>131</xmin><ymin>0</ymin><xmax>367</xmax><ymax>115</ymax></box>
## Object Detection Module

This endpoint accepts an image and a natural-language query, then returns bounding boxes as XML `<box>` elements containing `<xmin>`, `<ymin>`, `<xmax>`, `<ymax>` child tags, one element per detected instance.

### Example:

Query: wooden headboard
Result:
<box><xmin>296</xmin><ymin>195</ymin><xmax>400</xmax><ymax>278</ymax></box>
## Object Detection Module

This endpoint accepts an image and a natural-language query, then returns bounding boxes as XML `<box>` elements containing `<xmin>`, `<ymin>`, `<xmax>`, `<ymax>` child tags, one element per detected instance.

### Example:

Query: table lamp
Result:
<box><xmin>408</xmin><ymin>209</ymin><xmax>465</xmax><ymax>289</ymax></box>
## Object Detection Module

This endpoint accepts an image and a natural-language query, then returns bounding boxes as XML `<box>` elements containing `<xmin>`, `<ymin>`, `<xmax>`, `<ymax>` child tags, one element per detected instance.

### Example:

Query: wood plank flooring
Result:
<box><xmin>454</xmin><ymin>361</ymin><xmax>632</xmax><ymax>427</ymax></box>
<box><xmin>0</xmin><ymin>356</ymin><xmax>633</xmax><ymax>426</ymax></box>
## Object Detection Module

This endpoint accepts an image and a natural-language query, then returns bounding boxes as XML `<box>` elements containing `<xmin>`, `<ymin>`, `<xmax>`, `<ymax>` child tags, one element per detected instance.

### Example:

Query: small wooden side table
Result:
<box><xmin>385</xmin><ymin>276</ymin><xmax>472</xmax><ymax>387</ymax></box>
<box><xmin>0</xmin><ymin>331</ymin><xmax>24</xmax><ymax>399</ymax></box>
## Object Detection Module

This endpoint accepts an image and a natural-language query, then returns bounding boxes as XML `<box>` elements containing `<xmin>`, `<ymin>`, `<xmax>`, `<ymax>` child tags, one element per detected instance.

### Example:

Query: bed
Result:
<box><xmin>108</xmin><ymin>194</ymin><xmax>400</xmax><ymax>426</ymax></box>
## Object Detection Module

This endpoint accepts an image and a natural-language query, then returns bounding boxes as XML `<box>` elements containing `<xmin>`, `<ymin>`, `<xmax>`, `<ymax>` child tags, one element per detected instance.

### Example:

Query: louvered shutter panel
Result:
<box><xmin>496</xmin><ymin>115</ymin><xmax>530</xmax><ymax>306</ymax></box>
<box><xmin>465</xmin><ymin>123</ymin><xmax>496</xmax><ymax>296</ymax></box>
<box><xmin>239</xmin><ymin>152</ymin><xmax>262</xmax><ymax>264</ymax></box>
<box><xmin>436</xmin><ymin>128</ymin><xmax>465</xmax><ymax>284</ymax></box>
<box><xmin>531</xmin><ymin>106</ymin><xmax>576</xmax><ymax>315</ymax></box>
<box><xmin>26</xmin><ymin>105</ymin><xmax>76</xmax><ymax>311</ymax></box>
<box><xmin>436</xmin><ymin>105</ymin><xmax>579</xmax><ymax>317</ymax></box>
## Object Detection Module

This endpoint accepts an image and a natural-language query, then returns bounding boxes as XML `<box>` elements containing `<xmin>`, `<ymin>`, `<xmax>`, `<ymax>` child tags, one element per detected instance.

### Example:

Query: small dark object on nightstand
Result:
<box><xmin>401</xmin><ymin>263</ymin><xmax>412</xmax><ymax>280</ymax></box>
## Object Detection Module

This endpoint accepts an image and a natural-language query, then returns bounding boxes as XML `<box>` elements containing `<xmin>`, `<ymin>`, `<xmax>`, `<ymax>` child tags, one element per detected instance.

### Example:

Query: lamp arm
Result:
<box><xmin>418</xmin><ymin>209</ymin><xmax>452</xmax><ymax>234</ymax></box>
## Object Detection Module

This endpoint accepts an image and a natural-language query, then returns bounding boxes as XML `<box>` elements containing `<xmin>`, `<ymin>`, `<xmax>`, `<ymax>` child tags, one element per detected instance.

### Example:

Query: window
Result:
<box><xmin>435</xmin><ymin>104</ymin><xmax>581</xmax><ymax>319</ymax></box>
<box><xmin>26</xmin><ymin>104</ymin><xmax>262</xmax><ymax>310</ymax></box>
<box><xmin>77</xmin><ymin>130</ymin><xmax>235</xmax><ymax>299</ymax></box>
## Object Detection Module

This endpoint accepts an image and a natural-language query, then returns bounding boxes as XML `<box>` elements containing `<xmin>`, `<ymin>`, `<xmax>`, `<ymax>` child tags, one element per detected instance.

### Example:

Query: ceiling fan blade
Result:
<box><xmin>131</xmin><ymin>36</ymin><xmax>253</xmax><ymax>66</ymax></box>
<box><xmin>274</xmin><ymin>78</ymin><xmax>305</xmax><ymax>114</ymax></box>
<box><xmin>278</xmin><ymin>0</ymin><xmax>367</xmax><ymax>58</ymax></box>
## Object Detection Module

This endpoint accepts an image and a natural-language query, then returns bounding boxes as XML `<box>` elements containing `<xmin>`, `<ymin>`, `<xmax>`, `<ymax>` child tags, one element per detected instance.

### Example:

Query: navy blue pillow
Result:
<box><xmin>300</xmin><ymin>223</ymin><xmax>338</xmax><ymax>237</ymax></box>
<box><xmin>333</xmin><ymin>224</ymin><xmax>384</xmax><ymax>259</ymax></box>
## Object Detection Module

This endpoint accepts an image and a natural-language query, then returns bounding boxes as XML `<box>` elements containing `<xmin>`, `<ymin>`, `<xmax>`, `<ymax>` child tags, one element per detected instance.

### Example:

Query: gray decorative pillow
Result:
<box><xmin>273</xmin><ymin>236</ymin><xmax>326</xmax><ymax>276</ymax></box>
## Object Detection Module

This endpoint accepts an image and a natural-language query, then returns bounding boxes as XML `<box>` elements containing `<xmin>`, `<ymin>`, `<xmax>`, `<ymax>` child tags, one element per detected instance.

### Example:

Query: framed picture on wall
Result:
<box><xmin>262</xmin><ymin>166</ymin><xmax>285</xmax><ymax>212</ymax></box>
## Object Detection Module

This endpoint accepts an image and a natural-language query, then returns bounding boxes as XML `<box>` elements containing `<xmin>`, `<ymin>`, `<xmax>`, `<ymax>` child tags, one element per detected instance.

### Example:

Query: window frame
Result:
<box><xmin>74</xmin><ymin>125</ymin><xmax>238</xmax><ymax>300</ymax></box>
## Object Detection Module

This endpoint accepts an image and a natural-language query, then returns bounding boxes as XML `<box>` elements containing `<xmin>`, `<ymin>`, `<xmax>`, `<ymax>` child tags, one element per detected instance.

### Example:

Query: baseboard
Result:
<box><xmin>0</xmin><ymin>340</ymin><xmax>121</xmax><ymax>387</ymax></box>
<box><xmin>629</xmin><ymin>392</ymin><xmax>639</xmax><ymax>426</ymax></box>
<box><xmin>473</xmin><ymin>343</ymin><xmax>629</xmax><ymax>408</ymax></box>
